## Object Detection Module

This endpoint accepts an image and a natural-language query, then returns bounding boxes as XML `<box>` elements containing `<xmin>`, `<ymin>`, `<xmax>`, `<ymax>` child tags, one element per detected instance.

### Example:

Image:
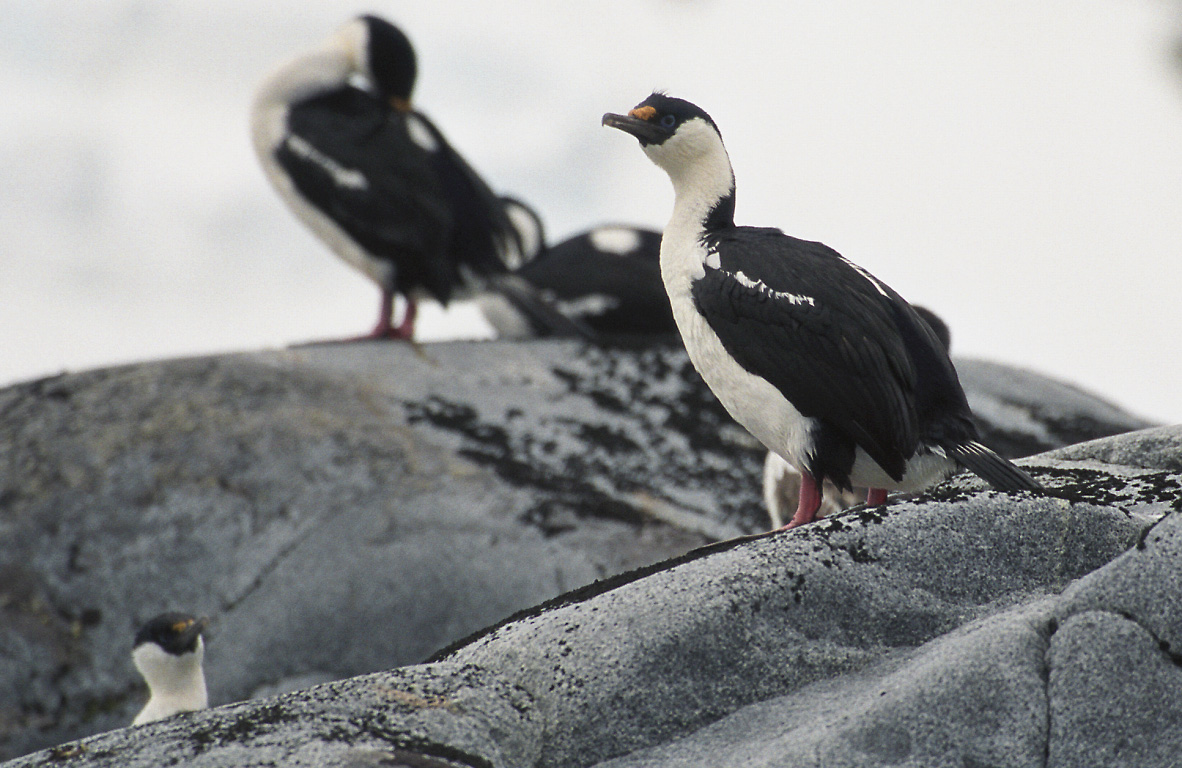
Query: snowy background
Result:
<box><xmin>2</xmin><ymin>0</ymin><xmax>1180</xmax><ymax>423</ymax></box>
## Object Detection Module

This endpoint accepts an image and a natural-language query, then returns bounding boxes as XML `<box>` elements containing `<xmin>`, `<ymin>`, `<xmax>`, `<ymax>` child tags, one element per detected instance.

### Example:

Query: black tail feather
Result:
<box><xmin>947</xmin><ymin>441</ymin><xmax>1043</xmax><ymax>492</ymax></box>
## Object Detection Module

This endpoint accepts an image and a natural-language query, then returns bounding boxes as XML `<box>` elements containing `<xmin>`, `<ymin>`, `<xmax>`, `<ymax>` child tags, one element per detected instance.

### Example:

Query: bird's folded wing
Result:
<box><xmin>278</xmin><ymin>89</ymin><xmax>455</xmax><ymax>261</ymax></box>
<box><xmin>692</xmin><ymin>262</ymin><xmax>918</xmax><ymax>479</ymax></box>
<box><xmin>411</xmin><ymin>112</ymin><xmax>523</xmax><ymax>279</ymax></box>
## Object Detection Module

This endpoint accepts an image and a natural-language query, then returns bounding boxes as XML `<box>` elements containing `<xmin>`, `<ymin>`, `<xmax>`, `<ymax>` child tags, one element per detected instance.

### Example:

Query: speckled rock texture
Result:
<box><xmin>5</xmin><ymin>426</ymin><xmax>1180</xmax><ymax>768</ymax></box>
<box><xmin>0</xmin><ymin>340</ymin><xmax>1161</xmax><ymax>762</ymax></box>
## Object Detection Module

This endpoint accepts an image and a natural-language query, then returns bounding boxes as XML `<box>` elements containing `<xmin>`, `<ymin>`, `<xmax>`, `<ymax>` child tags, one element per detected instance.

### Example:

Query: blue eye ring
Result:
<box><xmin>660</xmin><ymin>114</ymin><xmax>676</xmax><ymax>128</ymax></box>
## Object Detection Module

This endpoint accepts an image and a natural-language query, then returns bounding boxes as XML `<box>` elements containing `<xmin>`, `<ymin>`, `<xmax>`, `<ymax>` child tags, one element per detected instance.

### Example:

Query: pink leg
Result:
<box><xmin>296</xmin><ymin>289</ymin><xmax>415</xmax><ymax>346</ymax></box>
<box><xmin>367</xmin><ymin>287</ymin><xmax>395</xmax><ymax>338</ymax></box>
<box><xmin>782</xmin><ymin>471</ymin><xmax>823</xmax><ymax>530</ymax></box>
<box><xmin>866</xmin><ymin>488</ymin><xmax>888</xmax><ymax>506</ymax></box>
<box><xmin>355</xmin><ymin>289</ymin><xmax>414</xmax><ymax>341</ymax></box>
<box><xmin>388</xmin><ymin>298</ymin><xmax>417</xmax><ymax>340</ymax></box>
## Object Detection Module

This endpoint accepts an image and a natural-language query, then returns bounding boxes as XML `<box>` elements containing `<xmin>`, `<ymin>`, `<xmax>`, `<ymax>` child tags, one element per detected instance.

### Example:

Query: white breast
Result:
<box><xmin>132</xmin><ymin>640</ymin><xmax>208</xmax><ymax>726</ymax></box>
<box><xmin>659</xmin><ymin>231</ymin><xmax>817</xmax><ymax>473</ymax></box>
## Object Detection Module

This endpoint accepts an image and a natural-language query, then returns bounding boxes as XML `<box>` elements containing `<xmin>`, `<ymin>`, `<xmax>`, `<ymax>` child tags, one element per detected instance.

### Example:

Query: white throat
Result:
<box><xmin>132</xmin><ymin>639</ymin><xmax>208</xmax><ymax>725</ymax></box>
<box><xmin>647</xmin><ymin>118</ymin><xmax>735</xmax><ymax>304</ymax></box>
<box><xmin>643</xmin><ymin>118</ymin><xmax>735</xmax><ymax>244</ymax></box>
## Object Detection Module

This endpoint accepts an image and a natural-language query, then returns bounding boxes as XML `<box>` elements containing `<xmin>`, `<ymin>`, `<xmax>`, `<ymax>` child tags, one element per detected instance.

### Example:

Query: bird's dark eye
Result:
<box><xmin>660</xmin><ymin>114</ymin><xmax>677</xmax><ymax>128</ymax></box>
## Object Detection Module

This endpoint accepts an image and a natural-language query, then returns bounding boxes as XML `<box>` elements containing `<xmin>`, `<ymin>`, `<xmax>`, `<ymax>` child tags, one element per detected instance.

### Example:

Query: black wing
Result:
<box><xmin>516</xmin><ymin>227</ymin><xmax>674</xmax><ymax>335</ymax></box>
<box><xmin>410</xmin><ymin>112</ymin><xmax>521</xmax><ymax>282</ymax></box>
<box><xmin>276</xmin><ymin>87</ymin><xmax>515</xmax><ymax>303</ymax></box>
<box><xmin>693</xmin><ymin>228</ymin><xmax>963</xmax><ymax>479</ymax></box>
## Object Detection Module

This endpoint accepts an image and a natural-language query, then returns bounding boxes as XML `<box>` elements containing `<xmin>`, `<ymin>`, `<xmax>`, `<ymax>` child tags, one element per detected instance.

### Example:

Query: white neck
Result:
<box><xmin>645</xmin><ymin>118</ymin><xmax>736</xmax><ymax>301</ymax></box>
<box><xmin>250</xmin><ymin>20</ymin><xmax>367</xmax><ymax>158</ymax></box>
<box><xmin>644</xmin><ymin>118</ymin><xmax>736</xmax><ymax>242</ymax></box>
<box><xmin>132</xmin><ymin>640</ymin><xmax>208</xmax><ymax>725</ymax></box>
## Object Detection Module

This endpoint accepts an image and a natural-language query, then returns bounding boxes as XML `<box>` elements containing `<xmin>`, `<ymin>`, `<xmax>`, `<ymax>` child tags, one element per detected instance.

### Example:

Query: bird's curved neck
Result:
<box><xmin>653</xmin><ymin>133</ymin><xmax>737</xmax><ymax>295</ymax></box>
<box><xmin>701</xmin><ymin>191</ymin><xmax>736</xmax><ymax>233</ymax></box>
<box><xmin>255</xmin><ymin>36</ymin><xmax>357</xmax><ymax>111</ymax></box>
<box><xmin>661</xmin><ymin>143</ymin><xmax>737</xmax><ymax>238</ymax></box>
<box><xmin>250</xmin><ymin>33</ymin><xmax>363</xmax><ymax>162</ymax></box>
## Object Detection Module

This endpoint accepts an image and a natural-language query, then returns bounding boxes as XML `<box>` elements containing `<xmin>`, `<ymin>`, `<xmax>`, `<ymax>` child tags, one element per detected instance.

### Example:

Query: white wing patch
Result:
<box><xmin>557</xmin><ymin>294</ymin><xmax>621</xmax><ymax>317</ymax></box>
<box><xmin>405</xmin><ymin>114</ymin><xmax>440</xmax><ymax>152</ymax></box>
<box><xmin>588</xmin><ymin>226</ymin><xmax>642</xmax><ymax>256</ymax></box>
<box><xmin>285</xmin><ymin>135</ymin><xmax>368</xmax><ymax>190</ymax></box>
<box><xmin>840</xmin><ymin>256</ymin><xmax>890</xmax><ymax>298</ymax></box>
<box><xmin>732</xmin><ymin>270</ymin><xmax>816</xmax><ymax>307</ymax></box>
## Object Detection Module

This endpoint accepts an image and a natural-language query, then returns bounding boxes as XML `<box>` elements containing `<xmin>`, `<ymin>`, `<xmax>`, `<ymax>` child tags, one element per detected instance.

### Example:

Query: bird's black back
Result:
<box><xmin>694</xmin><ymin>225</ymin><xmax>977</xmax><ymax>482</ymax></box>
<box><xmin>277</xmin><ymin>86</ymin><xmax>515</xmax><ymax>304</ymax></box>
<box><xmin>517</xmin><ymin>227</ymin><xmax>674</xmax><ymax>335</ymax></box>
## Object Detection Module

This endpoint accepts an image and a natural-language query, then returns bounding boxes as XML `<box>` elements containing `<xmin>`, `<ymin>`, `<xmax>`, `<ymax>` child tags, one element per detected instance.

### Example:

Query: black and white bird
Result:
<box><xmin>517</xmin><ymin>223</ymin><xmax>674</xmax><ymax>337</ymax></box>
<box><xmin>479</xmin><ymin>198</ymin><xmax>673</xmax><ymax>339</ymax></box>
<box><xmin>131</xmin><ymin>612</ymin><xmax>209</xmax><ymax>725</ymax></box>
<box><xmin>251</xmin><ymin>15</ymin><xmax>555</xmax><ymax>340</ymax></box>
<box><xmin>603</xmin><ymin>93</ymin><xmax>1042</xmax><ymax>529</ymax></box>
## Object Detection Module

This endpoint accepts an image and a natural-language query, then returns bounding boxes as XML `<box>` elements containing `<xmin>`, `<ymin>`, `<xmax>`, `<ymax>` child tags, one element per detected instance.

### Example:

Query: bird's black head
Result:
<box><xmin>134</xmin><ymin>612</ymin><xmax>208</xmax><ymax>657</ymax></box>
<box><xmin>361</xmin><ymin>15</ymin><xmax>417</xmax><ymax>106</ymax></box>
<box><xmin>602</xmin><ymin>92</ymin><xmax>718</xmax><ymax>147</ymax></box>
<box><xmin>912</xmin><ymin>306</ymin><xmax>951</xmax><ymax>352</ymax></box>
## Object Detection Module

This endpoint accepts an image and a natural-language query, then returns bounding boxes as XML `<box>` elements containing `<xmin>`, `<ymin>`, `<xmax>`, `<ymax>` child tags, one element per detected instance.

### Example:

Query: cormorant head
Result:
<box><xmin>913</xmin><ymin>306</ymin><xmax>951</xmax><ymax>352</ymax></box>
<box><xmin>134</xmin><ymin>612</ymin><xmax>208</xmax><ymax>657</ymax></box>
<box><xmin>359</xmin><ymin>15</ymin><xmax>417</xmax><ymax>107</ymax></box>
<box><xmin>603</xmin><ymin>93</ymin><xmax>721</xmax><ymax>152</ymax></box>
<box><xmin>603</xmin><ymin>93</ymin><xmax>734</xmax><ymax>208</ymax></box>
<box><xmin>131</xmin><ymin>612</ymin><xmax>209</xmax><ymax>725</ymax></box>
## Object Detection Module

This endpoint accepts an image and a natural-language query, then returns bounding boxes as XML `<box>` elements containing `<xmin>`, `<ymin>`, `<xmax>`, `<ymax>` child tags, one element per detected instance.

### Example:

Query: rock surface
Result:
<box><xmin>0</xmin><ymin>339</ymin><xmax>1160</xmax><ymax>760</ymax></box>
<box><xmin>956</xmin><ymin>358</ymin><xmax>1154</xmax><ymax>459</ymax></box>
<box><xmin>2</xmin><ymin>426</ymin><xmax>1179</xmax><ymax>767</ymax></box>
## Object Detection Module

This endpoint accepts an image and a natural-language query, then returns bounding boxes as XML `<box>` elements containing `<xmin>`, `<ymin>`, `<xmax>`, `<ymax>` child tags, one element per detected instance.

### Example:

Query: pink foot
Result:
<box><xmin>866</xmin><ymin>488</ymin><xmax>888</xmax><ymax>506</ymax></box>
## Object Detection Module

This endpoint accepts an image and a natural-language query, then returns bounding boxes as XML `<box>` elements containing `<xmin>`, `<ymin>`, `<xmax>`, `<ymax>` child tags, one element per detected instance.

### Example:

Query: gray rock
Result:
<box><xmin>1042</xmin><ymin>423</ymin><xmax>1182</xmax><ymax>471</ymax></box>
<box><xmin>0</xmin><ymin>341</ymin><xmax>1164</xmax><ymax>760</ymax></box>
<box><xmin>955</xmin><ymin>358</ymin><xmax>1153</xmax><ymax>459</ymax></box>
<box><xmin>0</xmin><ymin>342</ymin><xmax>728</xmax><ymax>758</ymax></box>
<box><xmin>3</xmin><ymin>426</ymin><xmax>1179</xmax><ymax>767</ymax></box>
